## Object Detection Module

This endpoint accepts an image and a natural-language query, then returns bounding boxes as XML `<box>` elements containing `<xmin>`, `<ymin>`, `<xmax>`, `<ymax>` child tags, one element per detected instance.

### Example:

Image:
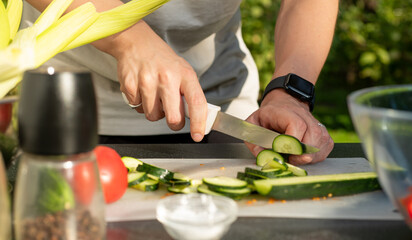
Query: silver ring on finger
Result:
<box><xmin>122</xmin><ymin>92</ymin><xmax>142</xmax><ymax>109</ymax></box>
<box><xmin>317</xmin><ymin>122</ymin><xmax>325</xmax><ymax>128</ymax></box>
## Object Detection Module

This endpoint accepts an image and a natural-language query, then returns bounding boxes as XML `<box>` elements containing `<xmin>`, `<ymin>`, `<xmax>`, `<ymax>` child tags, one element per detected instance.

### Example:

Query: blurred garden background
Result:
<box><xmin>240</xmin><ymin>0</ymin><xmax>412</xmax><ymax>142</ymax></box>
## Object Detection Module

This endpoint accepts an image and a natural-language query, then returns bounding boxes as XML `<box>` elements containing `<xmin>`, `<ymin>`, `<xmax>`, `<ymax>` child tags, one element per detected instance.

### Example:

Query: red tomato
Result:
<box><xmin>0</xmin><ymin>103</ymin><xmax>12</xmax><ymax>133</ymax></box>
<box><xmin>94</xmin><ymin>146</ymin><xmax>128</xmax><ymax>204</ymax></box>
<box><xmin>400</xmin><ymin>193</ymin><xmax>412</xmax><ymax>219</ymax></box>
<box><xmin>73</xmin><ymin>161</ymin><xmax>97</xmax><ymax>205</ymax></box>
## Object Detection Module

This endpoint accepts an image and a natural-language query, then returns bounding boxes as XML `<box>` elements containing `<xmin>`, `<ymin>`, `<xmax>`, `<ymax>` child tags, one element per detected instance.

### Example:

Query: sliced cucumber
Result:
<box><xmin>121</xmin><ymin>156</ymin><xmax>143</xmax><ymax>172</ymax></box>
<box><xmin>254</xmin><ymin>172</ymin><xmax>381</xmax><ymax>200</ymax></box>
<box><xmin>168</xmin><ymin>185</ymin><xmax>198</xmax><ymax>194</ymax></box>
<box><xmin>286</xmin><ymin>163</ymin><xmax>308</xmax><ymax>176</ymax></box>
<box><xmin>256</xmin><ymin>149</ymin><xmax>286</xmax><ymax>167</ymax></box>
<box><xmin>272</xmin><ymin>134</ymin><xmax>304</xmax><ymax>155</ymax></box>
<box><xmin>197</xmin><ymin>184</ymin><xmax>250</xmax><ymax>200</ymax></box>
<box><xmin>172</xmin><ymin>172</ymin><xmax>191</xmax><ymax>181</ymax></box>
<box><xmin>137</xmin><ymin>163</ymin><xmax>174</xmax><ymax>183</ymax></box>
<box><xmin>274</xmin><ymin>171</ymin><xmax>293</xmax><ymax>178</ymax></box>
<box><xmin>261</xmin><ymin>158</ymin><xmax>288</xmax><ymax>171</ymax></box>
<box><xmin>245</xmin><ymin>167</ymin><xmax>283</xmax><ymax>178</ymax></box>
<box><xmin>131</xmin><ymin>178</ymin><xmax>159</xmax><ymax>192</ymax></box>
<box><xmin>197</xmin><ymin>184</ymin><xmax>224</xmax><ymax>197</ymax></box>
<box><xmin>203</xmin><ymin>176</ymin><xmax>248</xmax><ymax>190</ymax></box>
<box><xmin>167</xmin><ymin>179</ymin><xmax>192</xmax><ymax>187</ymax></box>
<box><xmin>208</xmin><ymin>186</ymin><xmax>251</xmax><ymax>200</ymax></box>
<box><xmin>127</xmin><ymin>171</ymin><xmax>148</xmax><ymax>187</ymax></box>
<box><xmin>244</xmin><ymin>171</ymin><xmax>268</xmax><ymax>180</ymax></box>
<box><xmin>167</xmin><ymin>172</ymin><xmax>192</xmax><ymax>186</ymax></box>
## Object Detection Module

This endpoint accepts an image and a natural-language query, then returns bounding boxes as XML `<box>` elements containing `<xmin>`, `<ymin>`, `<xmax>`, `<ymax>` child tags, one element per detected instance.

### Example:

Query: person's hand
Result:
<box><xmin>93</xmin><ymin>21</ymin><xmax>208</xmax><ymax>142</ymax></box>
<box><xmin>245</xmin><ymin>89</ymin><xmax>334</xmax><ymax>165</ymax></box>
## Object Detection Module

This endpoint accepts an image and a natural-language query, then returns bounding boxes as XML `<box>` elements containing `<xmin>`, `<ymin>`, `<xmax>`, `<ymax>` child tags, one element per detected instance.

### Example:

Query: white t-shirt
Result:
<box><xmin>22</xmin><ymin>0</ymin><xmax>260</xmax><ymax>136</ymax></box>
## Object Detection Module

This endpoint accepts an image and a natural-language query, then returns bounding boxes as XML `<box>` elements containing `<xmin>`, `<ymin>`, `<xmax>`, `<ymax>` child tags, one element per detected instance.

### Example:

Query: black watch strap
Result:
<box><xmin>261</xmin><ymin>73</ymin><xmax>315</xmax><ymax>112</ymax></box>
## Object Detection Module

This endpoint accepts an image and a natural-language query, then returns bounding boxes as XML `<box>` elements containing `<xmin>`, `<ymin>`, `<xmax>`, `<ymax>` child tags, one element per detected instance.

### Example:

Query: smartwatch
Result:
<box><xmin>261</xmin><ymin>73</ymin><xmax>315</xmax><ymax>112</ymax></box>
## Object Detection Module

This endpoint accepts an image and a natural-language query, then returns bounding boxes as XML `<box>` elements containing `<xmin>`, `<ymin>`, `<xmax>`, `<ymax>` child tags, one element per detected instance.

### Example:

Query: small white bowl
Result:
<box><xmin>156</xmin><ymin>193</ymin><xmax>238</xmax><ymax>240</ymax></box>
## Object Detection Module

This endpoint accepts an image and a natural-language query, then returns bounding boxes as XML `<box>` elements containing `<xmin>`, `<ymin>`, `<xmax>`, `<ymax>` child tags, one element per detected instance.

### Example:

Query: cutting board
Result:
<box><xmin>105</xmin><ymin>157</ymin><xmax>402</xmax><ymax>222</ymax></box>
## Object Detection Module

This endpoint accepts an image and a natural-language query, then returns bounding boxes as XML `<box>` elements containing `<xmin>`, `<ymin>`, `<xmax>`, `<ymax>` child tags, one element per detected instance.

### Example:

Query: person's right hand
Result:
<box><xmin>93</xmin><ymin>21</ymin><xmax>208</xmax><ymax>142</ymax></box>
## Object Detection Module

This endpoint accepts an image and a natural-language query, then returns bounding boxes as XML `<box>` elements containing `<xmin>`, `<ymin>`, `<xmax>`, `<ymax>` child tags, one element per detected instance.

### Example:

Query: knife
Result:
<box><xmin>183</xmin><ymin>99</ymin><xmax>319</xmax><ymax>155</ymax></box>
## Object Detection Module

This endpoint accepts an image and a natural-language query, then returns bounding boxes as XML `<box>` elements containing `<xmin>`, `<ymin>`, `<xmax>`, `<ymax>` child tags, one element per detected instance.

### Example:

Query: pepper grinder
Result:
<box><xmin>13</xmin><ymin>67</ymin><xmax>106</xmax><ymax>240</ymax></box>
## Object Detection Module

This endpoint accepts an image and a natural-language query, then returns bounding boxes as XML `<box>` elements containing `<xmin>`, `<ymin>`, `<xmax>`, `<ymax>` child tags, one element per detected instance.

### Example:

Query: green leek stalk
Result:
<box><xmin>0</xmin><ymin>0</ymin><xmax>169</xmax><ymax>98</ymax></box>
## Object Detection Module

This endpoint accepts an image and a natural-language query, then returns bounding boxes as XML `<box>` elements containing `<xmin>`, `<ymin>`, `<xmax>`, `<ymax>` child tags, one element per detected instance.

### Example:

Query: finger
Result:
<box><xmin>139</xmin><ymin>71</ymin><xmax>165</xmax><ymax>121</ymax></box>
<box><xmin>120</xmin><ymin>72</ymin><xmax>142</xmax><ymax>107</ymax></box>
<box><xmin>159</xmin><ymin>80</ymin><xmax>185</xmax><ymax>131</ymax></box>
<box><xmin>181</xmin><ymin>76</ymin><xmax>207</xmax><ymax>142</ymax></box>
<box><xmin>288</xmin><ymin>122</ymin><xmax>334</xmax><ymax>165</ymax></box>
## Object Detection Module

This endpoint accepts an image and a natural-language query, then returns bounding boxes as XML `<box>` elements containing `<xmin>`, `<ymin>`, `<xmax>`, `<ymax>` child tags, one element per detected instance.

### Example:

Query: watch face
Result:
<box><xmin>286</xmin><ymin>74</ymin><xmax>314</xmax><ymax>100</ymax></box>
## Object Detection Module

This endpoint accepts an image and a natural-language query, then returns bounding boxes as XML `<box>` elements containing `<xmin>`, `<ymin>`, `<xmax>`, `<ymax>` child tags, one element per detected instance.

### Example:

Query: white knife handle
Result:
<box><xmin>183</xmin><ymin>98</ymin><xmax>221</xmax><ymax>135</ymax></box>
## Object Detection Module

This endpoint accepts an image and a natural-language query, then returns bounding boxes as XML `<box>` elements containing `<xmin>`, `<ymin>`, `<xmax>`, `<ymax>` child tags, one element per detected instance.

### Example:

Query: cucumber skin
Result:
<box><xmin>255</xmin><ymin>177</ymin><xmax>381</xmax><ymax>200</ymax></box>
<box><xmin>245</xmin><ymin>167</ymin><xmax>282</xmax><ymax>178</ymax></box>
<box><xmin>137</xmin><ymin>163</ymin><xmax>174</xmax><ymax>182</ymax></box>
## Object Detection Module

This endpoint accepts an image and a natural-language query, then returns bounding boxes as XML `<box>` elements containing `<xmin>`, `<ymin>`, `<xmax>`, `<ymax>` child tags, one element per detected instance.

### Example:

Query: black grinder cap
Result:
<box><xmin>18</xmin><ymin>67</ymin><xmax>98</xmax><ymax>155</ymax></box>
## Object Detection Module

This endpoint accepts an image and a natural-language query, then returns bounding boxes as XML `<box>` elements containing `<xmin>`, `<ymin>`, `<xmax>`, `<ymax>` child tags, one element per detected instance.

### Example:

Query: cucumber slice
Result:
<box><xmin>197</xmin><ymin>184</ymin><xmax>250</xmax><ymax>200</ymax></box>
<box><xmin>172</xmin><ymin>172</ymin><xmax>191</xmax><ymax>181</ymax></box>
<box><xmin>167</xmin><ymin>172</ymin><xmax>192</xmax><ymax>186</ymax></box>
<box><xmin>197</xmin><ymin>184</ymin><xmax>224</xmax><ymax>197</ymax></box>
<box><xmin>167</xmin><ymin>185</ymin><xmax>198</xmax><ymax>194</ymax></box>
<box><xmin>137</xmin><ymin>163</ymin><xmax>174</xmax><ymax>182</ymax></box>
<box><xmin>245</xmin><ymin>167</ymin><xmax>283</xmax><ymax>178</ymax></box>
<box><xmin>244</xmin><ymin>171</ymin><xmax>268</xmax><ymax>180</ymax></box>
<box><xmin>272</xmin><ymin>134</ymin><xmax>304</xmax><ymax>155</ymax></box>
<box><xmin>168</xmin><ymin>179</ymin><xmax>192</xmax><ymax>187</ymax></box>
<box><xmin>131</xmin><ymin>178</ymin><xmax>159</xmax><ymax>192</ymax></box>
<box><xmin>208</xmin><ymin>186</ymin><xmax>252</xmax><ymax>200</ymax></box>
<box><xmin>127</xmin><ymin>171</ymin><xmax>148</xmax><ymax>186</ymax></box>
<box><xmin>254</xmin><ymin>172</ymin><xmax>381</xmax><ymax>200</ymax></box>
<box><xmin>203</xmin><ymin>176</ymin><xmax>247</xmax><ymax>190</ymax></box>
<box><xmin>274</xmin><ymin>171</ymin><xmax>293</xmax><ymax>178</ymax></box>
<box><xmin>256</xmin><ymin>149</ymin><xmax>286</xmax><ymax>167</ymax></box>
<box><xmin>261</xmin><ymin>158</ymin><xmax>288</xmax><ymax>171</ymax></box>
<box><xmin>121</xmin><ymin>156</ymin><xmax>143</xmax><ymax>172</ymax></box>
<box><xmin>286</xmin><ymin>163</ymin><xmax>308</xmax><ymax>176</ymax></box>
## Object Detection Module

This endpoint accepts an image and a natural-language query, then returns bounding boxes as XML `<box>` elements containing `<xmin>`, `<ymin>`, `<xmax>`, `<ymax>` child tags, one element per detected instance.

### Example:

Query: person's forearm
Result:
<box><xmin>25</xmin><ymin>0</ymin><xmax>130</xmax><ymax>56</ymax></box>
<box><xmin>273</xmin><ymin>0</ymin><xmax>339</xmax><ymax>84</ymax></box>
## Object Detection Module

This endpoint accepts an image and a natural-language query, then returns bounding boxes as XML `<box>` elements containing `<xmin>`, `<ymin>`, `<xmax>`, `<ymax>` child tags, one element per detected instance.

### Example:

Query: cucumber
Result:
<box><xmin>167</xmin><ymin>185</ymin><xmax>198</xmax><ymax>194</ymax></box>
<box><xmin>208</xmin><ymin>185</ymin><xmax>251</xmax><ymax>200</ymax></box>
<box><xmin>137</xmin><ymin>163</ymin><xmax>174</xmax><ymax>182</ymax></box>
<box><xmin>167</xmin><ymin>172</ymin><xmax>192</xmax><ymax>186</ymax></box>
<box><xmin>244</xmin><ymin>171</ymin><xmax>268</xmax><ymax>180</ymax></box>
<box><xmin>256</xmin><ymin>149</ymin><xmax>286</xmax><ymax>167</ymax></box>
<box><xmin>245</xmin><ymin>167</ymin><xmax>283</xmax><ymax>178</ymax></box>
<box><xmin>273</xmin><ymin>171</ymin><xmax>293</xmax><ymax>178</ymax></box>
<box><xmin>131</xmin><ymin>178</ymin><xmax>159</xmax><ymax>192</ymax></box>
<box><xmin>121</xmin><ymin>156</ymin><xmax>143</xmax><ymax>172</ymax></box>
<box><xmin>167</xmin><ymin>179</ymin><xmax>192</xmax><ymax>187</ymax></box>
<box><xmin>127</xmin><ymin>171</ymin><xmax>148</xmax><ymax>187</ymax></box>
<box><xmin>286</xmin><ymin>163</ymin><xmax>308</xmax><ymax>176</ymax></box>
<box><xmin>254</xmin><ymin>172</ymin><xmax>381</xmax><ymax>200</ymax></box>
<box><xmin>203</xmin><ymin>176</ymin><xmax>248</xmax><ymax>190</ymax></box>
<box><xmin>197</xmin><ymin>184</ymin><xmax>250</xmax><ymax>200</ymax></box>
<box><xmin>272</xmin><ymin>134</ymin><xmax>304</xmax><ymax>155</ymax></box>
<box><xmin>261</xmin><ymin>158</ymin><xmax>288</xmax><ymax>171</ymax></box>
<box><xmin>197</xmin><ymin>184</ymin><xmax>224</xmax><ymax>197</ymax></box>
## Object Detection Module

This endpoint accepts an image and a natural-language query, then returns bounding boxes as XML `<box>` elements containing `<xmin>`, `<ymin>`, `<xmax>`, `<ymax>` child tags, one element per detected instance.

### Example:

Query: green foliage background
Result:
<box><xmin>240</xmin><ymin>0</ymin><xmax>412</xmax><ymax>142</ymax></box>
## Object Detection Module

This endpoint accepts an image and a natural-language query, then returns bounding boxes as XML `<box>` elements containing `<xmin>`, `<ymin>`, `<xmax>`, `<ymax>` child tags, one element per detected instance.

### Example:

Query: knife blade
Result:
<box><xmin>184</xmin><ymin>99</ymin><xmax>319</xmax><ymax>154</ymax></box>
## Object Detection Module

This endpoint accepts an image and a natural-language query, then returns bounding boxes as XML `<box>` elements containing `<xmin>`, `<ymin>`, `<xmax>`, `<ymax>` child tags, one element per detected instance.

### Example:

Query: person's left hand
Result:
<box><xmin>245</xmin><ymin>89</ymin><xmax>334</xmax><ymax>165</ymax></box>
